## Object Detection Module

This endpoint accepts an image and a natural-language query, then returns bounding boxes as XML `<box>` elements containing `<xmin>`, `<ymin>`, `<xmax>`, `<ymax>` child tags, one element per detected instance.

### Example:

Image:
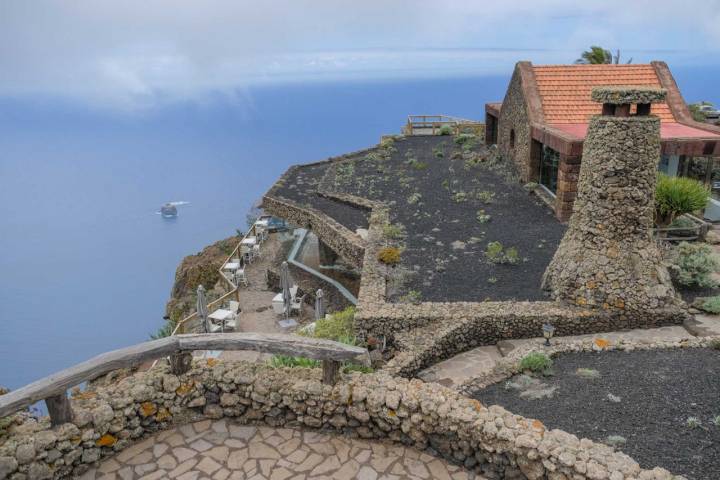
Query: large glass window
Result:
<box><xmin>539</xmin><ymin>145</ymin><xmax>560</xmax><ymax>193</ymax></box>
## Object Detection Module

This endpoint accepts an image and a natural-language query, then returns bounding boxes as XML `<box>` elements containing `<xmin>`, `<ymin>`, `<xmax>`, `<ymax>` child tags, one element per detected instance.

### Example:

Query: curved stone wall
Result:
<box><xmin>0</xmin><ymin>361</ymin><xmax>681</xmax><ymax>479</ymax></box>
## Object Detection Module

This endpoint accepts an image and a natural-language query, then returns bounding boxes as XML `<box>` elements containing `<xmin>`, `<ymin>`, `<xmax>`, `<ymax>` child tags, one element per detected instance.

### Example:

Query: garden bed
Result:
<box><xmin>471</xmin><ymin>348</ymin><xmax>720</xmax><ymax>480</ymax></box>
<box><xmin>277</xmin><ymin>135</ymin><xmax>565</xmax><ymax>302</ymax></box>
<box><xmin>330</xmin><ymin>136</ymin><xmax>566</xmax><ymax>302</ymax></box>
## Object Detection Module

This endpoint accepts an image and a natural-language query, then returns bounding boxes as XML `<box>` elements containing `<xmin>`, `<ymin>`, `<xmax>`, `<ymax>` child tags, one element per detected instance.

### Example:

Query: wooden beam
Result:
<box><xmin>322</xmin><ymin>360</ymin><xmax>340</xmax><ymax>385</ymax></box>
<box><xmin>46</xmin><ymin>393</ymin><xmax>73</xmax><ymax>426</ymax></box>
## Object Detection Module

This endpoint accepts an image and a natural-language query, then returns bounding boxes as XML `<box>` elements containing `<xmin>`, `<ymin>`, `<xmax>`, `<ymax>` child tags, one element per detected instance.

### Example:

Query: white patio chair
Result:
<box><xmin>228</xmin><ymin>301</ymin><xmax>240</xmax><ymax>314</ymax></box>
<box><xmin>290</xmin><ymin>294</ymin><xmax>306</xmax><ymax>316</ymax></box>
<box><xmin>252</xmin><ymin>244</ymin><xmax>261</xmax><ymax>259</ymax></box>
<box><xmin>234</xmin><ymin>268</ymin><xmax>249</xmax><ymax>287</ymax></box>
<box><xmin>224</xmin><ymin>315</ymin><xmax>238</xmax><ymax>331</ymax></box>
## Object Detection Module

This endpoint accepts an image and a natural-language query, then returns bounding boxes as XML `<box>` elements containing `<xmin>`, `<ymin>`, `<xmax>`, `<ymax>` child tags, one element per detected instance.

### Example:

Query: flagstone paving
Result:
<box><xmin>82</xmin><ymin>419</ymin><xmax>476</xmax><ymax>480</ymax></box>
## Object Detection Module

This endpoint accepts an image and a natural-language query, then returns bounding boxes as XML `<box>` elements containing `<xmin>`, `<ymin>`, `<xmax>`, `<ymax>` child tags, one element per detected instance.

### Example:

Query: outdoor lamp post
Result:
<box><xmin>542</xmin><ymin>323</ymin><xmax>555</xmax><ymax>347</ymax></box>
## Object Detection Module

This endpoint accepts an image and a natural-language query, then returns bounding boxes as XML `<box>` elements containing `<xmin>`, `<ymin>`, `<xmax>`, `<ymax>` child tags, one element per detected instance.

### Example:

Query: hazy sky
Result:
<box><xmin>1</xmin><ymin>0</ymin><xmax>719</xmax><ymax>109</ymax></box>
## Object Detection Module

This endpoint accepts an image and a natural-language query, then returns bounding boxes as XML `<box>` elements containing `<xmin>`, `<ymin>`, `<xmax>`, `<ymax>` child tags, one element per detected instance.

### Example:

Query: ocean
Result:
<box><xmin>0</xmin><ymin>68</ymin><xmax>717</xmax><ymax>390</ymax></box>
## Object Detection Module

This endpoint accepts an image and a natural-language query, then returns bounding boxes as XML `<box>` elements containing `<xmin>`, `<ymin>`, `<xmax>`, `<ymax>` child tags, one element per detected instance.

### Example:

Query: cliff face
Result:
<box><xmin>165</xmin><ymin>236</ymin><xmax>237</xmax><ymax>323</ymax></box>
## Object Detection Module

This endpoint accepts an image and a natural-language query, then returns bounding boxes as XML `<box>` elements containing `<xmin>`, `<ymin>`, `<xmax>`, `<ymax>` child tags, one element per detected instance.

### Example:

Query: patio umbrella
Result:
<box><xmin>196</xmin><ymin>285</ymin><xmax>209</xmax><ymax>333</ymax></box>
<box><xmin>315</xmin><ymin>289</ymin><xmax>325</xmax><ymax>321</ymax></box>
<box><xmin>280</xmin><ymin>261</ymin><xmax>292</xmax><ymax>318</ymax></box>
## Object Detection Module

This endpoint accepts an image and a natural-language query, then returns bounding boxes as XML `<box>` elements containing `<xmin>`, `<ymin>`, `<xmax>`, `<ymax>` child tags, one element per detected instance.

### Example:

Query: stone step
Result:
<box><xmin>416</xmin><ymin>345</ymin><xmax>502</xmax><ymax>389</ymax></box>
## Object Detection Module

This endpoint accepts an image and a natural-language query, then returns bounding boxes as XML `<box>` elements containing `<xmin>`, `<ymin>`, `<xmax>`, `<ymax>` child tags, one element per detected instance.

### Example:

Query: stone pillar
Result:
<box><xmin>554</xmin><ymin>154</ymin><xmax>581</xmax><ymax>221</ymax></box>
<box><xmin>543</xmin><ymin>87</ymin><xmax>685</xmax><ymax>318</ymax></box>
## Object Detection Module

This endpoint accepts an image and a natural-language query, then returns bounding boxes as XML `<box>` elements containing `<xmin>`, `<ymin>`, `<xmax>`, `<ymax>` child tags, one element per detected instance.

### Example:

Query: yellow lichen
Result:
<box><xmin>155</xmin><ymin>407</ymin><xmax>172</xmax><ymax>422</ymax></box>
<box><xmin>140</xmin><ymin>402</ymin><xmax>157</xmax><ymax>418</ymax></box>
<box><xmin>176</xmin><ymin>380</ymin><xmax>195</xmax><ymax>397</ymax></box>
<box><xmin>576</xmin><ymin>297</ymin><xmax>587</xmax><ymax>306</ymax></box>
<box><xmin>96</xmin><ymin>434</ymin><xmax>117</xmax><ymax>447</ymax></box>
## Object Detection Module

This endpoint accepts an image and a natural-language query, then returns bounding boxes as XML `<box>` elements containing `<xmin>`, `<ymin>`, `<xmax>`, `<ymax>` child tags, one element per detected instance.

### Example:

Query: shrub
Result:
<box><xmin>454</xmin><ymin>133</ymin><xmax>476</xmax><ymax>145</ymax></box>
<box><xmin>712</xmin><ymin>415</ymin><xmax>720</xmax><ymax>427</ymax></box>
<box><xmin>476</xmin><ymin>190</ymin><xmax>495</xmax><ymax>203</ymax></box>
<box><xmin>576</xmin><ymin>368</ymin><xmax>601</xmax><ymax>379</ymax></box>
<box><xmin>433</xmin><ymin>146</ymin><xmax>445</xmax><ymax>158</ymax></box>
<box><xmin>314</xmin><ymin>307</ymin><xmax>356</xmax><ymax>342</ymax></box>
<box><xmin>269</xmin><ymin>355</ymin><xmax>320</xmax><ymax>369</ymax></box>
<box><xmin>407</xmin><ymin>192</ymin><xmax>422</xmax><ymax>204</ymax></box>
<box><xmin>605</xmin><ymin>435</ymin><xmax>627</xmax><ymax>447</ymax></box>
<box><xmin>405</xmin><ymin>157</ymin><xmax>428</xmax><ymax>170</ymax></box>
<box><xmin>400</xmin><ymin>290</ymin><xmax>422</xmax><ymax>304</ymax></box>
<box><xmin>476</xmin><ymin>210</ymin><xmax>491</xmax><ymax>223</ymax></box>
<box><xmin>453</xmin><ymin>191</ymin><xmax>469</xmax><ymax>203</ymax></box>
<box><xmin>485</xmin><ymin>241</ymin><xmax>520</xmax><ymax>265</ymax></box>
<box><xmin>523</xmin><ymin>182</ymin><xmax>538</xmax><ymax>192</ymax></box>
<box><xmin>378</xmin><ymin>247</ymin><xmax>401</xmax><ymax>265</ymax></box>
<box><xmin>439</xmin><ymin>125</ymin><xmax>453</xmax><ymax>135</ymax></box>
<box><xmin>686</xmin><ymin>417</ymin><xmax>702</xmax><ymax>428</ymax></box>
<box><xmin>710</xmin><ymin>338</ymin><xmax>720</xmax><ymax>350</ymax></box>
<box><xmin>382</xmin><ymin>223</ymin><xmax>406</xmax><ymax>240</ymax></box>
<box><xmin>700</xmin><ymin>296</ymin><xmax>720</xmax><ymax>314</ymax></box>
<box><xmin>669</xmin><ymin>242</ymin><xmax>720</xmax><ymax>288</ymax></box>
<box><xmin>519</xmin><ymin>352</ymin><xmax>552</xmax><ymax>374</ymax></box>
<box><xmin>655</xmin><ymin>174</ymin><xmax>709</xmax><ymax>226</ymax></box>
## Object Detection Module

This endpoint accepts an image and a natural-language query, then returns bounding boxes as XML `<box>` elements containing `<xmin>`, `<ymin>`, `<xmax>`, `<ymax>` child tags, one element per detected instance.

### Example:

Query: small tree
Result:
<box><xmin>655</xmin><ymin>173</ymin><xmax>709</xmax><ymax>226</ymax></box>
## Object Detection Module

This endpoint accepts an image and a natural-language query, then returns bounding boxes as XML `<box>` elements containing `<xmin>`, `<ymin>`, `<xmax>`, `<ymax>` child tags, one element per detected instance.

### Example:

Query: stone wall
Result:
<box><xmin>353</xmin><ymin>202</ymin><xmax>686</xmax><ymax>378</ymax></box>
<box><xmin>497</xmin><ymin>67</ymin><xmax>533</xmax><ymax>181</ymax></box>
<box><xmin>0</xmin><ymin>361</ymin><xmax>682</xmax><ymax>480</ymax></box>
<box><xmin>262</xmin><ymin>195</ymin><xmax>366</xmax><ymax>269</ymax></box>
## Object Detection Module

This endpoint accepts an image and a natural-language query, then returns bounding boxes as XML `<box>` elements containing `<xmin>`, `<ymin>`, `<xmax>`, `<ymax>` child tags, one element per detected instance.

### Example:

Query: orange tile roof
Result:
<box><xmin>532</xmin><ymin>64</ymin><xmax>676</xmax><ymax>124</ymax></box>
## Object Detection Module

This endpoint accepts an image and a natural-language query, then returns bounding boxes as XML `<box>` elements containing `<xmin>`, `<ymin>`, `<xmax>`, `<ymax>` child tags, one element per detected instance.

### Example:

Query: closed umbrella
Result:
<box><xmin>280</xmin><ymin>261</ymin><xmax>292</xmax><ymax>318</ymax></box>
<box><xmin>315</xmin><ymin>289</ymin><xmax>325</xmax><ymax>321</ymax></box>
<box><xmin>196</xmin><ymin>285</ymin><xmax>209</xmax><ymax>333</ymax></box>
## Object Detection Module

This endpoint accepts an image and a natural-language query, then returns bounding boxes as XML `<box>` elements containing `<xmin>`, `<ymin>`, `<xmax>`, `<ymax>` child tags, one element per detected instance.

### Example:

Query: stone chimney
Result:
<box><xmin>542</xmin><ymin>86</ymin><xmax>686</xmax><ymax>319</ymax></box>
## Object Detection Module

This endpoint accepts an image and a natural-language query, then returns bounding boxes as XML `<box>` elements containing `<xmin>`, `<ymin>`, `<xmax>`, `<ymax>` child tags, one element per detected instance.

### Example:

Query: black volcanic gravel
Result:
<box><xmin>472</xmin><ymin>348</ymin><xmax>720</xmax><ymax>480</ymax></box>
<box><xmin>274</xmin><ymin>135</ymin><xmax>566</xmax><ymax>301</ymax></box>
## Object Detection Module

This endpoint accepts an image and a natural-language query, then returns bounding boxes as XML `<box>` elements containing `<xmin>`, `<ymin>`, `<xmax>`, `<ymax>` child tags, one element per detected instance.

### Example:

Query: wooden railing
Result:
<box><xmin>171</xmin><ymin>222</ymin><xmax>261</xmax><ymax>335</ymax></box>
<box><xmin>404</xmin><ymin>115</ymin><xmax>484</xmax><ymax>136</ymax></box>
<box><xmin>0</xmin><ymin>333</ymin><xmax>370</xmax><ymax>425</ymax></box>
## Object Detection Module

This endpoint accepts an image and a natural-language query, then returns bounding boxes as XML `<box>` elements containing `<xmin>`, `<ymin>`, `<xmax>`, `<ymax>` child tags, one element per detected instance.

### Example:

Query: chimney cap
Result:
<box><xmin>591</xmin><ymin>86</ymin><xmax>667</xmax><ymax>105</ymax></box>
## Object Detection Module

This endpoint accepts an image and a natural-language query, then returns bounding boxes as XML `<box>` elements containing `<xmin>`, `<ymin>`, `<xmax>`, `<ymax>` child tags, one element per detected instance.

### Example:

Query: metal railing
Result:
<box><xmin>404</xmin><ymin>115</ymin><xmax>484</xmax><ymax>136</ymax></box>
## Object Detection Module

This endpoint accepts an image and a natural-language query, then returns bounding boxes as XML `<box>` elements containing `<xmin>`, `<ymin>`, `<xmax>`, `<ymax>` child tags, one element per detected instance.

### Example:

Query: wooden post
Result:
<box><xmin>322</xmin><ymin>360</ymin><xmax>340</xmax><ymax>385</ymax></box>
<box><xmin>46</xmin><ymin>393</ymin><xmax>73</xmax><ymax>426</ymax></box>
<box><xmin>169</xmin><ymin>352</ymin><xmax>193</xmax><ymax>375</ymax></box>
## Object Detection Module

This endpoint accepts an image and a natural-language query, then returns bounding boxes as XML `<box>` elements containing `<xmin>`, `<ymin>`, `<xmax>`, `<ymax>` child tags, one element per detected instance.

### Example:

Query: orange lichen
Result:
<box><xmin>531</xmin><ymin>419</ymin><xmax>545</xmax><ymax>431</ymax></box>
<box><xmin>206</xmin><ymin>358</ymin><xmax>219</xmax><ymax>367</ymax></box>
<box><xmin>96</xmin><ymin>434</ymin><xmax>117</xmax><ymax>447</ymax></box>
<box><xmin>387</xmin><ymin>410</ymin><xmax>397</xmax><ymax>417</ymax></box>
<box><xmin>576</xmin><ymin>297</ymin><xmax>587</xmax><ymax>306</ymax></box>
<box><xmin>585</xmin><ymin>280</ymin><xmax>597</xmax><ymax>289</ymax></box>
<box><xmin>71</xmin><ymin>390</ymin><xmax>97</xmax><ymax>400</ymax></box>
<box><xmin>140</xmin><ymin>402</ymin><xmax>157</xmax><ymax>418</ymax></box>
<box><xmin>471</xmin><ymin>399</ymin><xmax>484</xmax><ymax>412</ymax></box>
<box><xmin>614</xmin><ymin>298</ymin><xmax>625</xmax><ymax>309</ymax></box>
<box><xmin>176</xmin><ymin>381</ymin><xmax>195</xmax><ymax>397</ymax></box>
<box><xmin>594</xmin><ymin>338</ymin><xmax>610</xmax><ymax>349</ymax></box>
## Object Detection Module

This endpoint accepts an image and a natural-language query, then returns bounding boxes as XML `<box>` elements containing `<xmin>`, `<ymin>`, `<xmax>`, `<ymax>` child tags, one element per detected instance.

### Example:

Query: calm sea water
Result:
<box><xmin>0</xmin><ymin>68</ymin><xmax>717</xmax><ymax>390</ymax></box>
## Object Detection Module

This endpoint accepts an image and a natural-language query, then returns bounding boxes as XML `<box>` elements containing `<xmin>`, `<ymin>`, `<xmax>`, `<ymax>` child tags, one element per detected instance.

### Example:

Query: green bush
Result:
<box><xmin>701</xmin><ymin>296</ymin><xmax>720</xmax><ymax>314</ymax></box>
<box><xmin>454</xmin><ymin>133</ymin><xmax>476</xmax><ymax>145</ymax></box>
<box><xmin>439</xmin><ymin>125</ymin><xmax>453</xmax><ymax>135</ymax></box>
<box><xmin>656</xmin><ymin>174</ymin><xmax>709</xmax><ymax>226</ymax></box>
<box><xmin>476</xmin><ymin>210</ymin><xmax>491</xmax><ymax>224</ymax></box>
<box><xmin>669</xmin><ymin>242</ymin><xmax>720</xmax><ymax>288</ymax></box>
<box><xmin>519</xmin><ymin>352</ymin><xmax>553</xmax><ymax>374</ymax></box>
<box><xmin>382</xmin><ymin>223</ymin><xmax>406</xmax><ymax>240</ymax></box>
<box><xmin>313</xmin><ymin>307</ymin><xmax>356</xmax><ymax>342</ymax></box>
<box><xmin>485</xmin><ymin>241</ymin><xmax>520</xmax><ymax>265</ymax></box>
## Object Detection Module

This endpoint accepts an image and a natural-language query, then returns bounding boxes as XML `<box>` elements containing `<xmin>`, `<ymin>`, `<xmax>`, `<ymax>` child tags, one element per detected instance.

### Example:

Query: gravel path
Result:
<box><xmin>472</xmin><ymin>348</ymin><xmax>720</xmax><ymax>480</ymax></box>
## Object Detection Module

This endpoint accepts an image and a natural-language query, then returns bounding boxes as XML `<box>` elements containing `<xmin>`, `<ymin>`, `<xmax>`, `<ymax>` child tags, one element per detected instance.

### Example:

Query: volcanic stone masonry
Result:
<box><xmin>542</xmin><ymin>86</ymin><xmax>687</xmax><ymax>321</ymax></box>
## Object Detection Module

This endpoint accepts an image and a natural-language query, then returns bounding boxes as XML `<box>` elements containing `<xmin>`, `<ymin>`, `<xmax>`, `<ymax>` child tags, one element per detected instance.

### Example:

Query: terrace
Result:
<box><xmin>269</xmin><ymin>134</ymin><xmax>566</xmax><ymax>303</ymax></box>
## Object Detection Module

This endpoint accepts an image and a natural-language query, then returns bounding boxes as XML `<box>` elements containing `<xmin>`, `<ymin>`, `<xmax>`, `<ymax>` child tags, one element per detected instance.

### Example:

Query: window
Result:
<box><xmin>509</xmin><ymin>129</ymin><xmax>515</xmax><ymax>148</ymax></box>
<box><xmin>539</xmin><ymin>145</ymin><xmax>559</xmax><ymax>194</ymax></box>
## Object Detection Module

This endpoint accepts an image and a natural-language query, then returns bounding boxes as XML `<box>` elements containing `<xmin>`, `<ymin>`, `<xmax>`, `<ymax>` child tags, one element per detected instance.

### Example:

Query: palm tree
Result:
<box><xmin>575</xmin><ymin>46</ymin><xmax>632</xmax><ymax>65</ymax></box>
